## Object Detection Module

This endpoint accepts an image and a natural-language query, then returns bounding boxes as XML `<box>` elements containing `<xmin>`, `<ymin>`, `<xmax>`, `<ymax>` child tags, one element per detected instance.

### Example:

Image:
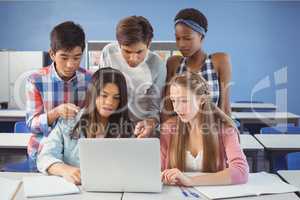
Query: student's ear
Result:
<box><xmin>146</xmin><ymin>40</ymin><xmax>152</xmax><ymax>49</ymax></box>
<box><xmin>49</xmin><ymin>49</ymin><xmax>56</xmax><ymax>62</ymax></box>
<box><xmin>197</xmin><ymin>95</ymin><xmax>206</xmax><ymax>107</ymax></box>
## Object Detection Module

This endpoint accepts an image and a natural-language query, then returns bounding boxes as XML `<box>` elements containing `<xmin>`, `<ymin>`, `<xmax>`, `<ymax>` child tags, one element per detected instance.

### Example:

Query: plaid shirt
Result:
<box><xmin>25</xmin><ymin>63</ymin><xmax>92</xmax><ymax>159</ymax></box>
<box><xmin>176</xmin><ymin>55</ymin><xmax>220</xmax><ymax>105</ymax></box>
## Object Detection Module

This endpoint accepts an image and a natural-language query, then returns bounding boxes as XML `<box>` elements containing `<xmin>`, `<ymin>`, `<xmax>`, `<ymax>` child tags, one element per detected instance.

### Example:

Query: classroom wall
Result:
<box><xmin>0</xmin><ymin>0</ymin><xmax>300</xmax><ymax>115</ymax></box>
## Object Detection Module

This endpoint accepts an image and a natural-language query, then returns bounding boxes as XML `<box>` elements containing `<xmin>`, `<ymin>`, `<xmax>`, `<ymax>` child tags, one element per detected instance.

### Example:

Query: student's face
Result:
<box><xmin>175</xmin><ymin>23</ymin><xmax>203</xmax><ymax>57</ymax></box>
<box><xmin>119</xmin><ymin>42</ymin><xmax>149</xmax><ymax>68</ymax></box>
<box><xmin>96</xmin><ymin>83</ymin><xmax>121</xmax><ymax>119</ymax></box>
<box><xmin>170</xmin><ymin>84</ymin><xmax>199</xmax><ymax>123</ymax></box>
<box><xmin>50</xmin><ymin>46</ymin><xmax>83</xmax><ymax>81</ymax></box>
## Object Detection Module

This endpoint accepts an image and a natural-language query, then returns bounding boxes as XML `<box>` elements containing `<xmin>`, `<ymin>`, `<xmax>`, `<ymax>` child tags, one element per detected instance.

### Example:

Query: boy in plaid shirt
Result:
<box><xmin>25</xmin><ymin>21</ymin><xmax>92</xmax><ymax>162</ymax></box>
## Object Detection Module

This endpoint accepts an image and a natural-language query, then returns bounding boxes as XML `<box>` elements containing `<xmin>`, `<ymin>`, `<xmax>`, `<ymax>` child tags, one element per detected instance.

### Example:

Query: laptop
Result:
<box><xmin>79</xmin><ymin>138</ymin><xmax>162</xmax><ymax>193</ymax></box>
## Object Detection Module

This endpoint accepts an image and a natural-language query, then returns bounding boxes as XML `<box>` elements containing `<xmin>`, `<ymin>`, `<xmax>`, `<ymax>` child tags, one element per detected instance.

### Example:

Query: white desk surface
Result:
<box><xmin>1</xmin><ymin>172</ymin><xmax>299</xmax><ymax>200</ymax></box>
<box><xmin>123</xmin><ymin>187</ymin><xmax>299</xmax><ymax>200</ymax></box>
<box><xmin>231</xmin><ymin>103</ymin><xmax>277</xmax><ymax>109</ymax></box>
<box><xmin>231</xmin><ymin>193</ymin><xmax>299</xmax><ymax>200</ymax></box>
<box><xmin>254</xmin><ymin>134</ymin><xmax>300</xmax><ymax>150</ymax></box>
<box><xmin>232</xmin><ymin>112</ymin><xmax>300</xmax><ymax>120</ymax></box>
<box><xmin>240</xmin><ymin>134</ymin><xmax>264</xmax><ymax>150</ymax></box>
<box><xmin>0</xmin><ymin>109</ymin><xmax>26</xmax><ymax>117</ymax></box>
<box><xmin>0</xmin><ymin>172</ymin><xmax>123</xmax><ymax>200</ymax></box>
<box><xmin>0</xmin><ymin>133</ymin><xmax>32</xmax><ymax>149</ymax></box>
<box><xmin>278</xmin><ymin>170</ymin><xmax>300</xmax><ymax>190</ymax></box>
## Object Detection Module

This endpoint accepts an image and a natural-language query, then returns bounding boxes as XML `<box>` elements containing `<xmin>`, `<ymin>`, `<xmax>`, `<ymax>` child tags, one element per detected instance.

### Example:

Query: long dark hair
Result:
<box><xmin>70</xmin><ymin>67</ymin><xmax>133</xmax><ymax>139</ymax></box>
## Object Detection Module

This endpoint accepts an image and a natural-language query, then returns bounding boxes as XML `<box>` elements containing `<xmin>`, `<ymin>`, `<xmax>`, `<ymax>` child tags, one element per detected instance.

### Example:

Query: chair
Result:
<box><xmin>260</xmin><ymin>125</ymin><xmax>300</xmax><ymax>172</ymax></box>
<box><xmin>14</xmin><ymin>121</ymin><xmax>31</xmax><ymax>133</ymax></box>
<box><xmin>2</xmin><ymin>121</ymin><xmax>37</xmax><ymax>172</ymax></box>
<box><xmin>286</xmin><ymin>130</ymin><xmax>300</xmax><ymax>170</ymax></box>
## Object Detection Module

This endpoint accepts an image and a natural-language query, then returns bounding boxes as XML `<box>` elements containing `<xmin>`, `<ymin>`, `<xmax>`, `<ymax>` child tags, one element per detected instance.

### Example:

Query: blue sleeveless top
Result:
<box><xmin>176</xmin><ymin>55</ymin><xmax>220</xmax><ymax>105</ymax></box>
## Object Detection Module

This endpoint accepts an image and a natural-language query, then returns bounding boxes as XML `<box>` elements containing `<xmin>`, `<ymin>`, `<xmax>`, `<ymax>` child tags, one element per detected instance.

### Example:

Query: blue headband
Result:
<box><xmin>175</xmin><ymin>19</ymin><xmax>206</xmax><ymax>36</ymax></box>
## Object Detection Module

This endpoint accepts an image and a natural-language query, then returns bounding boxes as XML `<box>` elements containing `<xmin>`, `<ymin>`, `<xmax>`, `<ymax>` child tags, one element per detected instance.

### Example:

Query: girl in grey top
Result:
<box><xmin>37</xmin><ymin>67</ymin><xmax>133</xmax><ymax>185</ymax></box>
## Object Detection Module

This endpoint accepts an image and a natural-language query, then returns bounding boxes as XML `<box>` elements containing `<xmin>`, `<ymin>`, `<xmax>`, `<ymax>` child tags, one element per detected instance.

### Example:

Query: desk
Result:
<box><xmin>240</xmin><ymin>134</ymin><xmax>264</xmax><ymax>172</ymax></box>
<box><xmin>1</xmin><ymin>172</ymin><xmax>299</xmax><ymax>200</ymax></box>
<box><xmin>123</xmin><ymin>187</ymin><xmax>299</xmax><ymax>200</ymax></box>
<box><xmin>0</xmin><ymin>109</ymin><xmax>26</xmax><ymax>122</ymax></box>
<box><xmin>232</xmin><ymin>193</ymin><xmax>299</xmax><ymax>200</ymax></box>
<box><xmin>232</xmin><ymin>112</ymin><xmax>300</xmax><ymax>132</ymax></box>
<box><xmin>0</xmin><ymin>133</ymin><xmax>32</xmax><ymax>155</ymax></box>
<box><xmin>0</xmin><ymin>172</ymin><xmax>123</xmax><ymax>200</ymax></box>
<box><xmin>231</xmin><ymin>103</ymin><xmax>276</xmax><ymax>112</ymax></box>
<box><xmin>278</xmin><ymin>170</ymin><xmax>300</xmax><ymax>190</ymax></box>
<box><xmin>255</xmin><ymin>134</ymin><xmax>300</xmax><ymax>172</ymax></box>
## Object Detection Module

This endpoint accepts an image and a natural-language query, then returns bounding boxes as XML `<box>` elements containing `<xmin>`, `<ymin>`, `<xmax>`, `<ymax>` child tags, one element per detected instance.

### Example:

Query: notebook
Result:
<box><xmin>0</xmin><ymin>177</ymin><xmax>21</xmax><ymax>200</ymax></box>
<box><xmin>194</xmin><ymin>172</ymin><xmax>299</xmax><ymax>199</ymax></box>
<box><xmin>23</xmin><ymin>175</ymin><xmax>80</xmax><ymax>198</ymax></box>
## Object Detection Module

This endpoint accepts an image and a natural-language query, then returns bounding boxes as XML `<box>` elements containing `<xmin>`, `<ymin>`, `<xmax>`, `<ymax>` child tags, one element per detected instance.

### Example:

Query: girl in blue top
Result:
<box><xmin>37</xmin><ymin>67</ymin><xmax>133</xmax><ymax>184</ymax></box>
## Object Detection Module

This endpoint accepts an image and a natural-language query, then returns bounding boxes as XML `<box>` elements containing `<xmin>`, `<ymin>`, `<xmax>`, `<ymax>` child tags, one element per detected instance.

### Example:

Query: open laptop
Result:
<box><xmin>79</xmin><ymin>138</ymin><xmax>162</xmax><ymax>193</ymax></box>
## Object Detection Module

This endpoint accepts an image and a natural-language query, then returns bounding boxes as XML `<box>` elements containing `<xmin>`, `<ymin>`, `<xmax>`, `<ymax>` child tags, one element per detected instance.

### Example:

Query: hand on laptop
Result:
<box><xmin>61</xmin><ymin>165</ymin><xmax>81</xmax><ymax>185</ymax></box>
<box><xmin>48</xmin><ymin>163</ymin><xmax>81</xmax><ymax>185</ymax></box>
<box><xmin>161</xmin><ymin>168</ymin><xmax>193</xmax><ymax>187</ymax></box>
<box><xmin>134</xmin><ymin>119</ymin><xmax>157</xmax><ymax>138</ymax></box>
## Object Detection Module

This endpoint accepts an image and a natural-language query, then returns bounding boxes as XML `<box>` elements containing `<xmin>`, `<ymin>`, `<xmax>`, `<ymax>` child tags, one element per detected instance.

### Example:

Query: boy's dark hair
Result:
<box><xmin>116</xmin><ymin>16</ymin><xmax>153</xmax><ymax>46</ymax></box>
<box><xmin>50</xmin><ymin>21</ymin><xmax>85</xmax><ymax>53</ymax></box>
<box><xmin>174</xmin><ymin>8</ymin><xmax>208</xmax><ymax>33</ymax></box>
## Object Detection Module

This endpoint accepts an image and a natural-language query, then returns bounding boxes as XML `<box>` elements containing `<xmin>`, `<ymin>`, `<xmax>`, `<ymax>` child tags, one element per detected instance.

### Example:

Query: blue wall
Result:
<box><xmin>1</xmin><ymin>0</ymin><xmax>300</xmax><ymax>115</ymax></box>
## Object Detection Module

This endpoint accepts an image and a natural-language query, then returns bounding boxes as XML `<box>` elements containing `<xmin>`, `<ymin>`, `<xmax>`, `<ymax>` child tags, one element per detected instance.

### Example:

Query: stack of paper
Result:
<box><xmin>23</xmin><ymin>175</ymin><xmax>80</xmax><ymax>198</ymax></box>
<box><xmin>0</xmin><ymin>176</ymin><xmax>21</xmax><ymax>200</ymax></box>
<box><xmin>194</xmin><ymin>172</ymin><xmax>300</xmax><ymax>199</ymax></box>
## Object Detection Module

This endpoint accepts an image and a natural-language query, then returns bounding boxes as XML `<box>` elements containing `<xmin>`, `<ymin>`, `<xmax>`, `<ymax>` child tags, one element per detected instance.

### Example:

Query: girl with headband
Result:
<box><xmin>161</xmin><ymin>8</ymin><xmax>232</xmax><ymax>135</ymax></box>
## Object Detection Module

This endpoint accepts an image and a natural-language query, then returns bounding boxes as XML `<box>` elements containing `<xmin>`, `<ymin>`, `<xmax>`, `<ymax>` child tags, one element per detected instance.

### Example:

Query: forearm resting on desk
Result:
<box><xmin>47</xmin><ymin>162</ymin><xmax>81</xmax><ymax>185</ymax></box>
<box><xmin>162</xmin><ymin>168</ymin><xmax>232</xmax><ymax>187</ymax></box>
<box><xmin>189</xmin><ymin>169</ymin><xmax>232</xmax><ymax>186</ymax></box>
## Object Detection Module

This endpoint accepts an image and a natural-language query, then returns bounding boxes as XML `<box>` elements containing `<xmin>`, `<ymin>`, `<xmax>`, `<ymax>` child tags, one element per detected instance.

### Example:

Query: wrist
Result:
<box><xmin>52</xmin><ymin>106</ymin><xmax>60</xmax><ymax>119</ymax></box>
<box><xmin>188</xmin><ymin>176</ymin><xmax>196</xmax><ymax>186</ymax></box>
<box><xmin>146</xmin><ymin>118</ymin><xmax>158</xmax><ymax>127</ymax></box>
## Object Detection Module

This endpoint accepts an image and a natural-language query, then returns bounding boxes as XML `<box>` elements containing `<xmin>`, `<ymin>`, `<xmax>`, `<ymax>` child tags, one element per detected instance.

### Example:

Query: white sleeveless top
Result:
<box><xmin>185</xmin><ymin>151</ymin><xmax>203</xmax><ymax>172</ymax></box>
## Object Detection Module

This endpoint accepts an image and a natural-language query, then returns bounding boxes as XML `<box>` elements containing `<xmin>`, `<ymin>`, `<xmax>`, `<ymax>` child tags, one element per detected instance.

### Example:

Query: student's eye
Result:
<box><xmin>114</xmin><ymin>96</ymin><xmax>120</xmax><ymax>100</ymax></box>
<box><xmin>123</xmin><ymin>50</ymin><xmax>130</xmax><ymax>54</ymax></box>
<box><xmin>183</xmin><ymin>37</ymin><xmax>192</xmax><ymax>41</ymax></box>
<box><xmin>101</xmin><ymin>94</ymin><xmax>107</xmax><ymax>98</ymax></box>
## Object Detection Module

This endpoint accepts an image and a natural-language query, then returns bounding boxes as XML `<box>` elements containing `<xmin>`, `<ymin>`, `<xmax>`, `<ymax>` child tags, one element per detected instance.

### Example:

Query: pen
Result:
<box><xmin>179</xmin><ymin>186</ymin><xmax>189</xmax><ymax>197</ymax></box>
<box><xmin>184</xmin><ymin>187</ymin><xmax>201</xmax><ymax>198</ymax></box>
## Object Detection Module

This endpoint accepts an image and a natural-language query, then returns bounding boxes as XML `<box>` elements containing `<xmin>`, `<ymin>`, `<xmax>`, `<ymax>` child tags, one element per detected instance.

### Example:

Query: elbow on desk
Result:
<box><xmin>229</xmin><ymin>164</ymin><xmax>249</xmax><ymax>185</ymax></box>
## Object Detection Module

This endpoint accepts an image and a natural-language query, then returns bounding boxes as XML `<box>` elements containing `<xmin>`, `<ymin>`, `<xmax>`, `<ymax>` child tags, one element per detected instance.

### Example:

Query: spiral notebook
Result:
<box><xmin>23</xmin><ymin>175</ymin><xmax>80</xmax><ymax>198</ymax></box>
<box><xmin>194</xmin><ymin>172</ymin><xmax>299</xmax><ymax>199</ymax></box>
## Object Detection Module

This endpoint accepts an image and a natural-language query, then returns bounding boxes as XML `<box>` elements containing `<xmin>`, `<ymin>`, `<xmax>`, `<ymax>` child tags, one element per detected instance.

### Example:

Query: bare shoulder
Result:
<box><xmin>211</xmin><ymin>52</ymin><xmax>230</xmax><ymax>65</ymax></box>
<box><xmin>166</xmin><ymin>55</ymin><xmax>182</xmax><ymax>78</ymax></box>
<box><xmin>210</xmin><ymin>52</ymin><xmax>231</xmax><ymax>75</ymax></box>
